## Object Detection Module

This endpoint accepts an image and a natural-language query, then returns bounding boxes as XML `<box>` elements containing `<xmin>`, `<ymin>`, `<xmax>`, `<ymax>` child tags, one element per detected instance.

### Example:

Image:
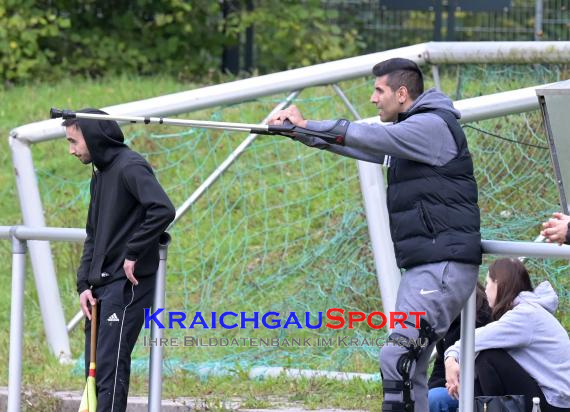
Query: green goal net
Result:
<box><xmin>33</xmin><ymin>64</ymin><xmax>570</xmax><ymax>377</ymax></box>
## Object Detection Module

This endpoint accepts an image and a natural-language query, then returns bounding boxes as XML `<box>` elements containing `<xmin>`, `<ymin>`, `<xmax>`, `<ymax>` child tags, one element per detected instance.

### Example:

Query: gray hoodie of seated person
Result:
<box><xmin>445</xmin><ymin>282</ymin><xmax>570</xmax><ymax>408</ymax></box>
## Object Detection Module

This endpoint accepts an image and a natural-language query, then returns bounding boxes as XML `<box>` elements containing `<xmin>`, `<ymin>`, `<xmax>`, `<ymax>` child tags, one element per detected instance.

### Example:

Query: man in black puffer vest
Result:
<box><xmin>269</xmin><ymin>58</ymin><xmax>482</xmax><ymax>412</ymax></box>
<box><xmin>64</xmin><ymin>109</ymin><xmax>175</xmax><ymax>412</ymax></box>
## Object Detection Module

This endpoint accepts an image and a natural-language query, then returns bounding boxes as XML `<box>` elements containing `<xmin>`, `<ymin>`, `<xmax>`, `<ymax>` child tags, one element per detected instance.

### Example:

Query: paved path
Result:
<box><xmin>0</xmin><ymin>388</ymin><xmax>368</xmax><ymax>411</ymax></box>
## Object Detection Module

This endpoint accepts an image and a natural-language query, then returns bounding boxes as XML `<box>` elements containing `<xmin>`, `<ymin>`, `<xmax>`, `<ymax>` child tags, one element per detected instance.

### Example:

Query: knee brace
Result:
<box><xmin>382</xmin><ymin>319</ymin><xmax>437</xmax><ymax>412</ymax></box>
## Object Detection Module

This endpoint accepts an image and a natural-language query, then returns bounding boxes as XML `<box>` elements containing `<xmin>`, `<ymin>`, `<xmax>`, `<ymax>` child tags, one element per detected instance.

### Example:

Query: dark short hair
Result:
<box><xmin>372</xmin><ymin>58</ymin><xmax>424</xmax><ymax>99</ymax></box>
<box><xmin>62</xmin><ymin>118</ymin><xmax>80</xmax><ymax>128</ymax></box>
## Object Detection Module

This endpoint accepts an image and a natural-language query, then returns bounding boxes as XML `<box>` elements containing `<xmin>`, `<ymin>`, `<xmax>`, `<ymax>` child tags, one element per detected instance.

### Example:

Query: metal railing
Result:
<box><xmin>1</xmin><ymin>226</ymin><xmax>170</xmax><ymax>412</ymax></box>
<box><xmin>5</xmin><ymin>225</ymin><xmax>570</xmax><ymax>411</ymax></box>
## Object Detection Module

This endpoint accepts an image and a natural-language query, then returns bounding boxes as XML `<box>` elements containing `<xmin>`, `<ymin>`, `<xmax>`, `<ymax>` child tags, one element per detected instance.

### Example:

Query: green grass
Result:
<box><xmin>0</xmin><ymin>65</ymin><xmax>568</xmax><ymax>410</ymax></box>
<box><xmin>0</xmin><ymin>72</ymin><xmax>387</xmax><ymax>410</ymax></box>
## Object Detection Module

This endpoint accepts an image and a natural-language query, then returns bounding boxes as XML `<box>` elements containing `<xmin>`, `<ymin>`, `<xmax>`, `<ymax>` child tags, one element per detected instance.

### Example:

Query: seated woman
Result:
<box><xmin>444</xmin><ymin>258</ymin><xmax>570</xmax><ymax>412</ymax></box>
<box><xmin>428</xmin><ymin>282</ymin><xmax>492</xmax><ymax>412</ymax></box>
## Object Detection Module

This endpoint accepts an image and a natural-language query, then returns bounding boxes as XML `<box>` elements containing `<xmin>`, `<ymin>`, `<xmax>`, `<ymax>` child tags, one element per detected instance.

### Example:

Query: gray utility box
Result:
<box><xmin>536</xmin><ymin>80</ymin><xmax>570</xmax><ymax>214</ymax></box>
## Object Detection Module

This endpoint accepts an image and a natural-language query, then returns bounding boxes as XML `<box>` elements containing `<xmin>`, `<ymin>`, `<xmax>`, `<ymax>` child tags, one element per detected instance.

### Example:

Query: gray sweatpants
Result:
<box><xmin>380</xmin><ymin>261</ymin><xmax>478</xmax><ymax>412</ymax></box>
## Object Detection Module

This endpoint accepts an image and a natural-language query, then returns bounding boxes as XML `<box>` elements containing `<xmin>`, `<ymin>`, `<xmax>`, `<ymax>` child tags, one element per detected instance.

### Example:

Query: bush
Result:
<box><xmin>238</xmin><ymin>0</ymin><xmax>364</xmax><ymax>72</ymax></box>
<box><xmin>0</xmin><ymin>0</ymin><xmax>365</xmax><ymax>84</ymax></box>
<box><xmin>0</xmin><ymin>0</ymin><xmax>224</xmax><ymax>84</ymax></box>
<box><xmin>48</xmin><ymin>0</ymin><xmax>224</xmax><ymax>80</ymax></box>
<box><xmin>0</xmin><ymin>1</ymin><xmax>70</xmax><ymax>83</ymax></box>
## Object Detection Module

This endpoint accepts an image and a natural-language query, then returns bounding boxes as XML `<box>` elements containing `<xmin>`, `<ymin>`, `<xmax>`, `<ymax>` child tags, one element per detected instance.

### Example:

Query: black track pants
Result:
<box><xmin>475</xmin><ymin>349</ymin><xmax>570</xmax><ymax>412</ymax></box>
<box><xmin>84</xmin><ymin>276</ymin><xmax>155</xmax><ymax>412</ymax></box>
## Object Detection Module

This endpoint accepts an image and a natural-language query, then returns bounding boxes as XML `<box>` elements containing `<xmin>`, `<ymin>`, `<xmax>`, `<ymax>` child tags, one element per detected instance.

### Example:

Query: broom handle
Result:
<box><xmin>90</xmin><ymin>302</ymin><xmax>98</xmax><ymax>363</ymax></box>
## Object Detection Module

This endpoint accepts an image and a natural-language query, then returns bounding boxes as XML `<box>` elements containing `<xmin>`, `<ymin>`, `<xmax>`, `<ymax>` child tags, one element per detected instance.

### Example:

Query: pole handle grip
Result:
<box><xmin>267</xmin><ymin>120</ymin><xmax>296</xmax><ymax>134</ymax></box>
<box><xmin>50</xmin><ymin>108</ymin><xmax>76</xmax><ymax>119</ymax></box>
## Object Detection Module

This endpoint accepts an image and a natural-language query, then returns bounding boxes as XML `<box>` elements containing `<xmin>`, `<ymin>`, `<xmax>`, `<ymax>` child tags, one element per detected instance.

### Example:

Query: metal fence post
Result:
<box><xmin>535</xmin><ymin>0</ymin><xmax>544</xmax><ymax>40</ymax></box>
<box><xmin>8</xmin><ymin>229</ymin><xmax>27</xmax><ymax>412</ymax></box>
<box><xmin>458</xmin><ymin>288</ymin><xmax>476</xmax><ymax>412</ymax></box>
<box><xmin>148</xmin><ymin>232</ymin><xmax>171</xmax><ymax>412</ymax></box>
<box><xmin>9</xmin><ymin>138</ymin><xmax>71</xmax><ymax>362</ymax></box>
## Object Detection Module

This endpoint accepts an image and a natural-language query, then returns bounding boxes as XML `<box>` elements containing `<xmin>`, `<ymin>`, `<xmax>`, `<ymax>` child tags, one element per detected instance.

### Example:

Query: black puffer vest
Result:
<box><xmin>387</xmin><ymin>108</ymin><xmax>482</xmax><ymax>269</ymax></box>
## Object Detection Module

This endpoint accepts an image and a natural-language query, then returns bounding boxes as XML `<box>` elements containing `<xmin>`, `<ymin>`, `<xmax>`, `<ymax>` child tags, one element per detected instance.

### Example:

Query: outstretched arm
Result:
<box><xmin>270</xmin><ymin>106</ymin><xmax>457</xmax><ymax>166</ymax></box>
<box><xmin>269</xmin><ymin>105</ymin><xmax>386</xmax><ymax>164</ymax></box>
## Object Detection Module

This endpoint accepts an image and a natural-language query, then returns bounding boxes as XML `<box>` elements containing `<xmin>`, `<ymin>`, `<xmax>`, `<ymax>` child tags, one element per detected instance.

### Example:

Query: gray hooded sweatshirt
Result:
<box><xmin>299</xmin><ymin>88</ymin><xmax>461</xmax><ymax>166</ymax></box>
<box><xmin>445</xmin><ymin>281</ymin><xmax>570</xmax><ymax>408</ymax></box>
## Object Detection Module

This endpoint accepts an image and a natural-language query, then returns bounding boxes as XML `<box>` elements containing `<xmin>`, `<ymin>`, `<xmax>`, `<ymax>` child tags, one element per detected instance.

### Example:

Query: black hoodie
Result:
<box><xmin>75</xmin><ymin>108</ymin><xmax>175</xmax><ymax>294</ymax></box>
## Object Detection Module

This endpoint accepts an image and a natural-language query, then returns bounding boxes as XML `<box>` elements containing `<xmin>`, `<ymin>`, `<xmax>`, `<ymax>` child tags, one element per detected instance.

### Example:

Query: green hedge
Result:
<box><xmin>0</xmin><ymin>1</ymin><xmax>69</xmax><ymax>82</ymax></box>
<box><xmin>0</xmin><ymin>0</ymin><xmax>364</xmax><ymax>84</ymax></box>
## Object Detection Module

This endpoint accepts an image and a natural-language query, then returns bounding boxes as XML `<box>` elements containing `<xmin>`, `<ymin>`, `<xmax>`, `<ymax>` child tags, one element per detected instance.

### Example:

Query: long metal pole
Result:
<box><xmin>458</xmin><ymin>289</ymin><xmax>476</xmax><ymax>412</ymax></box>
<box><xmin>51</xmin><ymin>110</ymin><xmax>268</xmax><ymax>132</ymax></box>
<box><xmin>148</xmin><ymin>233</ymin><xmax>171</xmax><ymax>412</ymax></box>
<box><xmin>16</xmin><ymin>43</ymin><xmax>432</xmax><ymax>144</ymax></box>
<box><xmin>535</xmin><ymin>0</ymin><xmax>544</xmax><ymax>41</ymax></box>
<box><xmin>481</xmin><ymin>239</ymin><xmax>570</xmax><ymax>257</ymax></box>
<box><xmin>0</xmin><ymin>225</ymin><xmax>84</xmax><ymax>241</ymax></box>
<box><xmin>423</xmin><ymin>41</ymin><xmax>570</xmax><ymax>64</ymax></box>
<box><xmin>12</xmin><ymin>42</ymin><xmax>570</xmax><ymax>145</ymax></box>
<box><xmin>8</xmin><ymin>138</ymin><xmax>71</xmax><ymax>362</ymax></box>
<box><xmin>10</xmin><ymin>226</ymin><xmax>86</xmax><ymax>242</ymax></box>
<box><xmin>51</xmin><ymin>83</ymin><xmax>555</xmax><ymax>143</ymax></box>
<box><xmin>7</xmin><ymin>234</ymin><xmax>26</xmax><ymax>412</ymax></box>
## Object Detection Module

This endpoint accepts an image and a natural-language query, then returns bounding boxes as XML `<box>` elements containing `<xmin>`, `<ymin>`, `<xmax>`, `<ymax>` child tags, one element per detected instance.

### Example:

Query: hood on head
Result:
<box><xmin>514</xmin><ymin>281</ymin><xmax>559</xmax><ymax>314</ymax></box>
<box><xmin>77</xmin><ymin>108</ymin><xmax>126</xmax><ymax>170</ymax></box>
<box><xmin>406</xmin><ymin>88</ymin><xmax>462</xmax><ymax>120</ymax></box>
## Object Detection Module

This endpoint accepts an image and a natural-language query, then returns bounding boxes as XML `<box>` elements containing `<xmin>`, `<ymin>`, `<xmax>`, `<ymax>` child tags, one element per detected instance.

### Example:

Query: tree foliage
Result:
<box><xmin>1</xmin><ymin>0</ymin><xmax>566</xmax><ymax>85</ymax></box>
<box><xmin>0</xmin><ymin>0</ymin><xmax>364</xmax><ymax>84</ymax></box>
<box><xmin>0</xmin><ymin>0</ymin><xmax>69</xmax><ymax>82</ymax></box>
<box><xmin>237</xmin><ymin>0</ymin><xmax>363</xmax><ymax>72</ymax></box>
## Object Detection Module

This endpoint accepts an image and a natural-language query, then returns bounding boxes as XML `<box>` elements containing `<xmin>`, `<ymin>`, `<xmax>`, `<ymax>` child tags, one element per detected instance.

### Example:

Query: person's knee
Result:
<box><xmin>380</xmin><ymin>320</ymin><xmax>438</xmax><ymax>412</ymax></box>
<box><xmin>380</xmin><ymin>341</ymin><xmax>406</xmax><ymax>372</ymax></box>
<box><xmin>429</xmin><ymin>387</ymin><xmax>456</xmax><ymax>412</ymax></box>
<box><xmin>475</xmin><ymin>348</ymin><xmax>507</xmax><ymax>369</ymax></box>
<box><xmin>478</xmin><ymin>348</ymin><xmax>506</xmax><ymax>359</ymax></box>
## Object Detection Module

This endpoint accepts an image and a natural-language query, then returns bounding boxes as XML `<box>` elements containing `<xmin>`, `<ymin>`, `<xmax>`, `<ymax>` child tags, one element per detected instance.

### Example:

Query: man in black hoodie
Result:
<box><xmin>64</xmin><ymin>109</ymin><xmax>176</xmax><ymax>412</ymax></box>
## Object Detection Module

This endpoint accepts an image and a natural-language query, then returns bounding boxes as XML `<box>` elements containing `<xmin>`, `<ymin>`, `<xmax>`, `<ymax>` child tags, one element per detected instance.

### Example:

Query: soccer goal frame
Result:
<box><xmin>8</xmin><ymin>41</ymin><xmax>570</xmax><ymax>365</ymax></box>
